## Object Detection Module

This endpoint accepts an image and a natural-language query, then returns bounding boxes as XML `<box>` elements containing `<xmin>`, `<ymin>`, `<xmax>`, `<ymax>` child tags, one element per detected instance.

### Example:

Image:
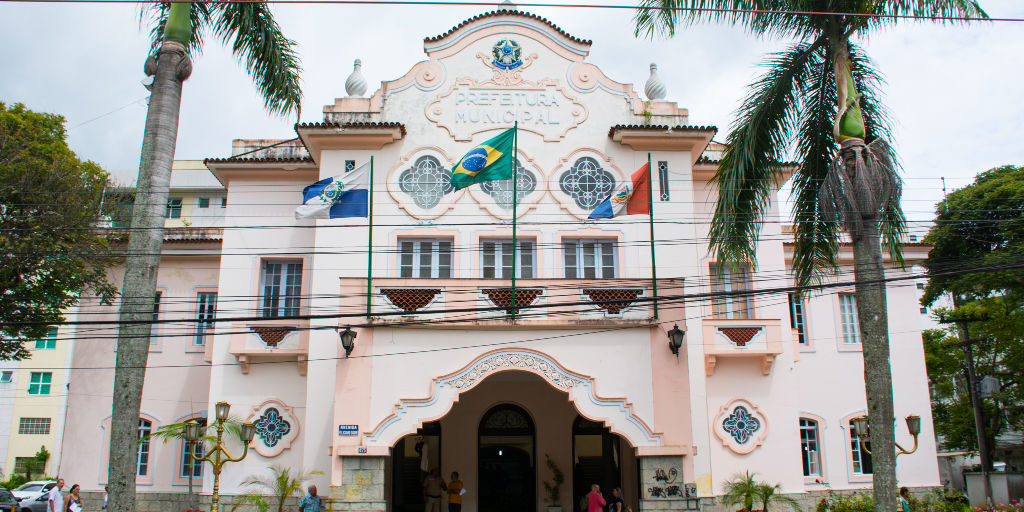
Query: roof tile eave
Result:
<box><xmin>607</xmin><ymin>124</ymin><xmax>719</xmax><ymax>138</ymax></box>
<box><xmin>294</xmin><ymin>121</ymin><xmax>407</xmax><ymax>136</ymax></box>
<box><xmin>424</xmin><ymin>9</ymin><xmax>592</xmax><ymax>45</ymax></box>
<box><xmin>203</xmin><ymin>156</ymin><xmax>315</xmax><ymax>165</ymax></box>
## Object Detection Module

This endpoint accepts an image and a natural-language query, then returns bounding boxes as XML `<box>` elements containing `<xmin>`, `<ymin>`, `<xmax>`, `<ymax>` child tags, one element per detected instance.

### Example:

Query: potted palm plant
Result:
<box><xmin>723</xmin><ymin>472</ymin><xmax>760</xmax><ymax>512</ymax></box>
<box><xmin>543</xmin><ymin>454</ymin><xmax>565</xmax><ymax>512</ymax></box>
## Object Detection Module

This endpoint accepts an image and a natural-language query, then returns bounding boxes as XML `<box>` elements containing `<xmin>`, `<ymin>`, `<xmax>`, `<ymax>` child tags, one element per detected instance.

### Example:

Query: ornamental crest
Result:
<box><xmin>712</xmin><ymin>398</ymin><xmax>768</xmax><ymax>454</ymax></box>
<box><xmin>492</xmin><ymin>39</ymin><xmax>523</xmax><ymax>70</ymax></box>
<box><xmin>246</xmin><ymin>399</ymin><xmax>301</xmax><ymax>457</ymax></box>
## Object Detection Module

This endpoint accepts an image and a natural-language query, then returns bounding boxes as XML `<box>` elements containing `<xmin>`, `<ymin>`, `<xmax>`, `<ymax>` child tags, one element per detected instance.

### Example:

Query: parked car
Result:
<box><xmin>0</xmin><ymin>487</ymin><xmax>17</xmax><ymax>512</ymax></box>
<box><xmin>16</xmin><ymin>493</ymin><xmax>49</xmax><ymax>512</ymax></box>
<box><xmin>10</xmin><ymin>482</ymin><xmax>55</xmax><ymax>504</ymax></box>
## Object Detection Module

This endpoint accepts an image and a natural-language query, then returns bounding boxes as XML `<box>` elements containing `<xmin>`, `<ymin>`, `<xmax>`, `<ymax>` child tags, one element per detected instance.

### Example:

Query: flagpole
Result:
<box><xmin>647</xmin><ymin>152</ymin><xmax>658</xmax><ymax>320</ymax></box>
<box><xmin>366</xmin><ymin>156</ymin><xmax>374</xmax><ymax>320</ymax></box>
<box><xmin>511</xmin><ymin>122</ymin><xmax>518</xmax><ymax>317</ymax></box>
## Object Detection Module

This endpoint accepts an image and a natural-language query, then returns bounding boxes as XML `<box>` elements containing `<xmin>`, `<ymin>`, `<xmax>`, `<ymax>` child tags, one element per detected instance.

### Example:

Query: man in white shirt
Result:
<box><xmin>47</xmin><ymin>479</ymin><xmax>64</xmax><ymax>512</ymax></box>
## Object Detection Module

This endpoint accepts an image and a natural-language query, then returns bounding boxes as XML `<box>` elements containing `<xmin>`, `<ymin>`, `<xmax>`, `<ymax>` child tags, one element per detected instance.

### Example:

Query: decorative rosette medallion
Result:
<box><xmin>712</xmin><ymin>398</ymin><xmax>768</xmax><ymax>454</ymax></box>
<box><xmin>246</xmin><ymin>399</ymin><xmax>301</xmax><ymax>457</ymax></box>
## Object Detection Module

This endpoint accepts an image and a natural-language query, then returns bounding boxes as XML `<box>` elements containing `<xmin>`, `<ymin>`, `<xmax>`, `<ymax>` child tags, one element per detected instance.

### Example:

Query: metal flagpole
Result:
<box><xmin>647</xmin><ymin>153</ymin><xmax>658</xmax><ymax>319</ymax></box>
<box><xmin>511</xmin><ymin>122</ymin><xmax>518</xmax><ymax>316</ymax></box>
<box><xmin>366</xmin><ymin>156</ymin><xmax>374</xmax><ymax>319</ymax></box>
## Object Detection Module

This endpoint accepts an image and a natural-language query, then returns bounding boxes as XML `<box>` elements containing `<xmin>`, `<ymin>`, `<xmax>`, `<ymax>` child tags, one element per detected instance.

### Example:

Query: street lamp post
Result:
<box><xmin>184</xmin><ymin>401</ymin><xmax>257</xmax><ymax>512</ymax></box>
<box><xmin>852</xmin><ymin>414</ymin><xmax>921</xmax><ymax>458</ymax></box>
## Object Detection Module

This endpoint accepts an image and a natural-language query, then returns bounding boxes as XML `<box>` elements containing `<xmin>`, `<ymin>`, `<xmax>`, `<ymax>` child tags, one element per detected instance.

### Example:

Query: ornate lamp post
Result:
<box><xmin>184</xmin><ymin>401</ymin><xmax>257</xmax><ymax>512</ymax></box>
<box><xmin>852</xmin><ymin>414</ymin><xmax>921</xmax><ymax>457</ymax></box>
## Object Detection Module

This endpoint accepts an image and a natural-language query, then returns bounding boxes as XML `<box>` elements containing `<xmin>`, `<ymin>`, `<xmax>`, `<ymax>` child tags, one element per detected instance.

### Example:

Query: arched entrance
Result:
<box><xmin>572</xmin><ymin>416</ymin><xmax>625</xmax><ymax>510</ymax></box>
<box><xmin>390</xmin><ymin>421</ymin><xmax>442</xmax><ymax>512</ymax></box>
<box><xmin>478</xmin><ymin>404</ymin><xmax>535</xmax><ymax>512</ymax></box>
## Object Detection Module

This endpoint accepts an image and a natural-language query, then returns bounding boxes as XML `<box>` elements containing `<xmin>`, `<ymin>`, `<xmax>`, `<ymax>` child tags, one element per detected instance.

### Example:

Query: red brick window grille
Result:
<box><xmin>250</xmin><ymin>326</ymin><xmax>297</xmax><ymax>347</ymax></box>
<box><xmin>481</xmin><ymin>288</ymin><xmax>543</xmax><ymax>315</ymax></box>
<box><xmin>717</xmin><ymin>327</ymin><xmax>763</xmax><ymax>347</ymax></box>
<box><xmin>582</xmin><ymin>288</ymin><xmax>643</xmax><ymax>314</ymax></box>
<box><xmin>380</xmin><ymin>288</ymin><xmax>442</xmax><ymax>313</ymax></box>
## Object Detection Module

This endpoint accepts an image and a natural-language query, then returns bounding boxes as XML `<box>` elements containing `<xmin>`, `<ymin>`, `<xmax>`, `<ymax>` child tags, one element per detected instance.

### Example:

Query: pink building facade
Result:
<box><xmin>60</xmin><ymin>9</ymin><xmax>939</xmax><ymax>512</ymax></box>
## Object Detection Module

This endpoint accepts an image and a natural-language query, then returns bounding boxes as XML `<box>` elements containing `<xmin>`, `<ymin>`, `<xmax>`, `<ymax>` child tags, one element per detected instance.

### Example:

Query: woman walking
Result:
<box><xmin>63</xmin><ymin>485</ymin><xmax>82</xmax><ymax>512</ymax></box>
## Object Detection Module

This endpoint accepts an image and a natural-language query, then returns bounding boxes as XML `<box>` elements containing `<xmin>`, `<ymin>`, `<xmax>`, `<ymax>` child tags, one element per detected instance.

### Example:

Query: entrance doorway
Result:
<box><xmin>573</xmin><ymin>416</ymin><xmax>623</xmax><ymax>510</ymax></box>
<box><xmin>478</xmin><ymin>404</ymin><xmax>535</xmax><ymax>512</ymax></box>
<box><xmin>391</xmin><ymin>421</ymin><xmax>442</xmax><ymax>512</ymax></box>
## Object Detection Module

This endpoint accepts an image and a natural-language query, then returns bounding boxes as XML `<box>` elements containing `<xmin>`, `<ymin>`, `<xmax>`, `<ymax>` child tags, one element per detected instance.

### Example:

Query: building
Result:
<box><xmin>58</xmin><ymin>9</ymin><xmax>939</xmax><ymax>512</ymax></box>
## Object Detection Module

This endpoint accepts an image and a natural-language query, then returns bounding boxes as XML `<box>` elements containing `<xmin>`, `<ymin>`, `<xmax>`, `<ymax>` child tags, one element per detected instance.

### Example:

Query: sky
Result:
<box><xmin>1</xmin><ymin>0</ymin><xmax>1022</xmax><ymax>228</ymax></box>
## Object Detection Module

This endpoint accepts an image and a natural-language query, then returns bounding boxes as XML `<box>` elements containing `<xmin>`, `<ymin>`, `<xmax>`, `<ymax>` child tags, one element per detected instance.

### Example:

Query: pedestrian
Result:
<box><xmin>47</xmin><ymin>479</ymin><xmax>64</xmax><ymax>512</ymax></box>
<box><xmin>587</xmin><ymin>484</ymin><xmax>606</xmax><ymax>512</ymax></box>
<box><xmin>63</xmin><ymin>485</ymin><xmax>82</xmax><ymax>512</ymax></box>
<box><xmin>298</xmin><ymin>485</ymin><xmax>322</xmax><ymax>512</ymax></box>
<box><xmin>898</xmin><ymin>487</ymin><xmax>911</xmax><ymax>512</ymax></box>
<box><xmin>446</xmin><ymin>472</ymin><xmax>463</xmax><ymax>512</ymax></box>
<box><xmin>423</xmin><ymin>468</ymin><xmax>445</xmax><ymax>512</ymax></box>
<box><xmin>102</xmin><ymin>486</ymin><xmax>108</xmax><ymax>512</ymax></box>
<box><xmin>607</xmin><ymin>488</ymin><xmax>623</xmax><ymax>512</ymax></box>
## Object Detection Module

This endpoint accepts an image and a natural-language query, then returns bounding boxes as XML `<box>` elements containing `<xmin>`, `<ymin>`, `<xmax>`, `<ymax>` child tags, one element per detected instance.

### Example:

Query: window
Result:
<box><xmin>345</xmin><ymin>160</ymin><xmax>356</xmax><ymax>172</ymax></box>
<box><xmin>180</xmin><ymin>419</ymin><xmax>206</xmax><ymax>478</ymax></box>
<box><xmin>478</xmin><ymin>162</ymin><xmax>537</xmax><ymax>210</ymax></box>
<box><xmin>34</xmin><ymin>328</ymin><xmax>57</xmax><ymax>349</ymax></box>
<box><xmin>800</xmin><ymin>418</ymin><xmax>821</xmax><ymax>477</ymax></box>
<box><xmin>220</xmin><ymin>197</ymin><xmax>227</xmax><ymax>208</ymax></box>
<box><xmin>261</xmin><ymin>261</ymin><xmax>303</xmax><ymax>318</ymax></box>
<box><xmin>137</xmin><ymin>418</ymin><xmax>152</xmax><ymax>477</ymax></box>
<box><xmin>658</xmin><ymin>161</ymin><xmax>670</xmax><ymax>201</ymax></box>
<box><xmin>481</xmin><ymin>239</ymin><xmax>535</xmax><ymax>278</ymax></box>
<box><xmin>151</xmin><ymin>292</ymin><xmax>162</xmax><ymax>345</ymax></box>
<box><xmin>28</xmin><ymin>372</ymin><xmax>51</xmax><ymax>395</ymax></box>
<box><xmin>850</xmin><ymin>420</ymin><xmax>873</xmax><ymax>475</ymax></box>
<box><xmin>839</xmin><ymin>293</ymin><xmax>861</xmax><ymax>344</ymax></box>
<box><xmin>558</xmin><ymin>157</ymin><xmax>616</xmax><ymax>210</ymax></box>
<box><xmin>710</xmin><ymin>264</ymin><xmax>752</xmax><ymax>319</ymax></box>
<box><xmin>398</xmin><ymin>156</ymin><xmax>453</xmax><ymax>209</ymax></box>
<box><xmin>0</xmin><ymin>371</ymin><xmax>12</xmax><ymax>383</ymax></box>
<box><xmin>789</xmin><ymin>294</ymin><xmax>807</xmax><ymax>345</ymax></box>
<box><xmin>14</xmin><ymin>457</ymin><xmax>37</xmax><ymax>475</ymax></box>
<box><xmin>194</xmin><ymin>292</ymin><xmax>217</xmax><ymax>345</ymax></box>
<box><xmin>197</xmin><ymin>197</ymin><xmax>210</xmax><ymax>209</ymax></box>
<box><xmin>563</xmin><ymin>239</ymin><xmax>616</xmax><ymax>279</ymax></box>
<box><xmin>166</xmin><ymin>197</ymin><xmax>182</xmax><ymax>219</ymax></box>
<box><xmin>916</xmin><ymin>283</ymin><xmax>925</xmax><ymax>290</ymax></box>
<box><xmin>18</xmin><ymin>418</ymin><xmax>51</xmax><ymax>435</ymax></box>
<box><xmin>399</xmin><ymin>239</ymin><xmax>453</xmax><ymax>278</ymax></box>
<box><xmin>920</xmin><ymin>307</ymin><xmax>928</xmax><ymax>314</ymax></box>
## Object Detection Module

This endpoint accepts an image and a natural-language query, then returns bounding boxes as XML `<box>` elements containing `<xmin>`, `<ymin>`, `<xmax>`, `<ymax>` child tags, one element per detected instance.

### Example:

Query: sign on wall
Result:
<box><xmin>339</xmin><ymin>424</ymin><xmax>359</xmax><ymax>436</ymax></box>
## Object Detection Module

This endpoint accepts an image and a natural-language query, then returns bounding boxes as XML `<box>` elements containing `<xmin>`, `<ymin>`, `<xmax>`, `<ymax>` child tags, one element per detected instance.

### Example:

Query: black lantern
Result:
<box><xmin>667</xmin><ymin>324</ymin><xmax>685</xmax><ymax>356</ymax></box>
<box><xmin>241</xmin><ymin>422</ymin><xmax>257</xmax><ymax>443</ymax></box>
<box><xmin>339</xmin><ymin>327</ymin><xmax>357</xmax><ymax>357</ymax></box>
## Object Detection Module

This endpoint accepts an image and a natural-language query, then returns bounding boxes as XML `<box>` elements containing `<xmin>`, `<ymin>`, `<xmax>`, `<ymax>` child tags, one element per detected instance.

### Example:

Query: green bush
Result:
<box><xmin>0</xmin><ymin>474</ymin><xmax>29</xmax><ymax>490</ymax></box>
<box><xmin>816</xmin><ymin>493</ymin><xmax>873</xmax><ymax>512</ymax></box>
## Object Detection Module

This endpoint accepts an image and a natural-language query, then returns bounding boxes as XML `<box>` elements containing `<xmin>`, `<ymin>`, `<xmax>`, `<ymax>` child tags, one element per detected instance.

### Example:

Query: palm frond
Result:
<box><xmin>633</xmin><ymin>0</ymin><xmax>811</xmax><ymax>39</ymax></box>
<box><xmin>873</xmin><ymin>0</ymin><xmax>988</xmax><ymax>24</ymax></box>
<box><xmin>144</xmin><ymin>2</ymin><xmax>212</xmax><ymax>56</ymax></box>
<box><xmin>790</xmin><ymin>41</ymin><xmax>839</xmax><ymax>287</ymax></box>
<box><xmin>709</xmin><ymin>38</ymin><xmax>824</xmax><ymax>269</ymax></box>
<box><xmin>212</xmin><ymin>2</ymin><xmax>303</xmax><ymax>118</ymax></box>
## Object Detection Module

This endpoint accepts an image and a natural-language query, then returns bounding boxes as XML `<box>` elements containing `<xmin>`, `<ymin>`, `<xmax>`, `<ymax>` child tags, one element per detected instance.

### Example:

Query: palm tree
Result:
<box><xmin>107</xmin><ymin>5</ymin><xmax>301</xmax><ymax>512</ymax></box>
<box><xmin>755</xmin><ymin>483</ymin><xmax>801</xmax><ymax>512</ymax></box>
<box><xmin>722</xmin><ymin>471</ymin><xmax>760</xmax><ymax>511</ymax></box>
<box><xmin>231</xmin><ymin>465</ymin><xmax>323</xmax><ymax>512</ymax></box>
<box><xmin>635</xmin><ymin>2</ymin><xmax>985</xmax><ymax>512</ymax></box>
<box><xmin>147</xmin><ymin>417</ymin><xmax>248</xmax><ymax>500</ymax></box>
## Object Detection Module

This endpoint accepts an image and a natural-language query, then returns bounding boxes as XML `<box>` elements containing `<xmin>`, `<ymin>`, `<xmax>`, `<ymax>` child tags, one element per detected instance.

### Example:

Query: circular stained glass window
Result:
<box><xmin>479</xmin><ymin>160</ymin><xmax>537</xmax><ymax>210</ymax></box>
<box><xmin>399</xmin><ymin>156</ymin><xmax>454</xmax><ymax>209</ymax></box>
<box><xmin>558</xmin><ymin>157</ymin><xmax>616</xmax><ymax>210</ymax></box>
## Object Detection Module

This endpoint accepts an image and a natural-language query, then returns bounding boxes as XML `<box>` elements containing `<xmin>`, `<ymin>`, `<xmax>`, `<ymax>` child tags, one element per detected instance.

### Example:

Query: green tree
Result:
<box><xmin>722</xmin><ymin>471</ymin><xmax>760</xmax><ymax>511</ymax></box>
<box><xmin>0</xmin><ymin>102</ymin><xmax>116</xmax><ymax>359</ymax></box>
<box><xmin>755</xmin><ymin>482</ymin><xmax>801</xmax><ymax>512</ymax></box>
<box><xmin>634</xmin><ymin>3</ymin><xmax>986</xmax><ymax>512</ymax></box>
<box><xmin>231</xmin><ymin>465</ymin><xmax>322</xmax><ymax>512</ymax></box>
<box><xmin>107</xmin><ymin>5</ymin><xmax>302</xmax><ymax>512</ymax></box>
<box><xmin>147</xmin><ymin>417</ymin><xmax>246</xmax><ymax>500</ymax></box>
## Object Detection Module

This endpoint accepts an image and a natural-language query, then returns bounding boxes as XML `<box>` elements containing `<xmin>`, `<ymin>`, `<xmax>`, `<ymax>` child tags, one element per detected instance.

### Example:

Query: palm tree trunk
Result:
<box><xmin>106</xmin><ymin>37</ymin><xmax>191</xmax><ymax>512</ymax></box>
<box><xmin>848</xmin><ymin>197</ymin><xmax>897</xmax><ymax>512</ymax></box>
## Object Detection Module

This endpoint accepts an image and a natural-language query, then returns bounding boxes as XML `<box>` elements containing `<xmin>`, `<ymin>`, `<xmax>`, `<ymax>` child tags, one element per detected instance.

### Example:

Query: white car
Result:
<box><xmin>10</xmin><ymin>482</ymin><xmax>55</xmax><ymax>504</ymax></box>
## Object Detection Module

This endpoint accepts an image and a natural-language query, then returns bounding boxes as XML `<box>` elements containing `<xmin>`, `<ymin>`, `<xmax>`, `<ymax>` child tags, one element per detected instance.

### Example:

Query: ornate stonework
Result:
<box><xmin>439</xmin><ymin>350</ymin><xmax>585</xmax><ymax>391</ymax></box>
<box><xmin>712</xmin><ymin>398</ymin><xmax>768</xmax><ymax>454</ymax></box>
<box><xmin>246</xmin><ymin>399</ymin><xmax>301</xmax><ymax>457</ymax></box>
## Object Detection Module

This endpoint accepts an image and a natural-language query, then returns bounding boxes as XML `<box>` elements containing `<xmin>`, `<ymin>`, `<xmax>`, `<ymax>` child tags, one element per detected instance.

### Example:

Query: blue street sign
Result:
<box><xmin>338</xmin><ymin>424</ymin><xmax>359</xmax><ymax>436</ymax></box>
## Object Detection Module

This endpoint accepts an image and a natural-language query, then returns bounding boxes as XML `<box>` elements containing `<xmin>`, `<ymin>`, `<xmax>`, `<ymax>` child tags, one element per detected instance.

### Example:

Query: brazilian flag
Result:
<box><xmin>450</xmin><ymin>127</ymin><xmax>516</xmax><ymax>190</ymax></box>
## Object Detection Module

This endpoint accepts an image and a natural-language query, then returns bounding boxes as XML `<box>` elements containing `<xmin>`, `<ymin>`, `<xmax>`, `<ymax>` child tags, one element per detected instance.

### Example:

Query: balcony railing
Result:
<box><xmin>339</xmin><ymin>278</ymin><xmax>685</xmax><ymax>327</ymax></box>
<box><xmin>701</xmin><ymin>318</ymin><xmax>784</xmax><ymax>376</ymax></box>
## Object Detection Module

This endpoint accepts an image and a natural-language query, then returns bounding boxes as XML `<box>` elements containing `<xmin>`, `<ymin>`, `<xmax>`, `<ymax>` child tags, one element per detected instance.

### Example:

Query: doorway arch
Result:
<box><xmin>572</xmin><ymin>416</ymin><xmax>624</xmax><ymax>510</ymax></box>
<box><xmin>478</xmin><ymin>404</ymin><xmax>536</xmax><ymax>512</ymax></box>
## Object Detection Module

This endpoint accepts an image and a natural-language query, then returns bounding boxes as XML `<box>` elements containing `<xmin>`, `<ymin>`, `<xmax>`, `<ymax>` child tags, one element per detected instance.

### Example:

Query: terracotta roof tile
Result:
<box><xmin>203</xmin><ymin>156</ymin><xmax>314</xmax><ymax>164</ymax></box>
<box><xmin>607</xmin><ymin>124</ymin><xmax>718</xmax><ymax>138</ymax></box>
<box><xmin>425</xmin><ymin>9</ymin><xmax>592</xmax><ymax>45</ymax></box>
<box><xmin>295</xmin><ymin>121</ymin><xmax>407</xmax><ymax>136</ymax></box>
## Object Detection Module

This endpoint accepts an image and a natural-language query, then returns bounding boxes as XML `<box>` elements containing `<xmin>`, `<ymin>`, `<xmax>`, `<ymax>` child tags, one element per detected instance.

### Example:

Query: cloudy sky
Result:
<box><xmin>1</xmin><ymin>0</ymin><xmax>1022</xmax><ymax>227</ymax></box>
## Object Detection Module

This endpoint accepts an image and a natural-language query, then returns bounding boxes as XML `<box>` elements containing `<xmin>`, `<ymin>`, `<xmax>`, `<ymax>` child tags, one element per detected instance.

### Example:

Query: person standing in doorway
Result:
<box><xmin>607</xmin><ymin>488</ymin><xmax>623</xmax><ymax>512</ymax></box>
<box><xmin>423</xmin><ymin>468</ymin><xmax>446</xmax><ymax>512</ymax></box>
<box><xmin>298</xmin><ymin>485</ymin><xmax>322</xmax><ymax>512</ymax></box>
<box><xmin>47</xmin><ymin>479</ymin><xmax>64</xmax><ymax>512</ymax></box>
<box><xmin>446</xmin><ymin>472</ymin><xmax>463</xmax><ymax>512</ymax></box>
<box><xmin>587</xmin><ymin>484</ymin><xmax>606</xmax><ymax>512</ymax></box>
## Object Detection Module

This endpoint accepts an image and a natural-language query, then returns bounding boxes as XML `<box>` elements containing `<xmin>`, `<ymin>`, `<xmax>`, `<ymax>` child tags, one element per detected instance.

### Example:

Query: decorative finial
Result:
<box><xmin>345</xmin><ymin>58</ymin><xmax>367</xmax><ymax>98</ymax></box>
<box><xmin>644</xmin><ymin>62</ymin><xmax>667</xmax><ymax>101</ymax></box>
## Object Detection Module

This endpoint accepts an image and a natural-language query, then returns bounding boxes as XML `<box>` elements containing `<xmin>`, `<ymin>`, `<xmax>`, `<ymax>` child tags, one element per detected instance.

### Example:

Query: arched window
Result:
<box><xmin>137</xmin><ymin>419</ymin><xmax>152</xmax><ymax>477</ymax></box>
<box><xmin>849</xmin><ymin>419</ymin><xmax>873</xmax><ymax>475</ymax></box>
<box><xmin>180</xmin><ymin>418</ymin><xmax>206</xmax><ymax>478</ymax></box>
<box><xmin>558</xmin><ymin>157</ymin><xmax>616</xmax><ymax>210</ymax></box>
<box><xmin>479</xmin><ymin>405</ymin><xmax>535</xmax><ymax>512</ymax></box>
<box><xmin>399</xmin><ymin>156</ymin><xmax>453</xmax><ymax>209</ymax></box>
<box><xmin>799</xmin><ymin>418</ymin><xmax>821</xmax><ymax>477</ymax></box>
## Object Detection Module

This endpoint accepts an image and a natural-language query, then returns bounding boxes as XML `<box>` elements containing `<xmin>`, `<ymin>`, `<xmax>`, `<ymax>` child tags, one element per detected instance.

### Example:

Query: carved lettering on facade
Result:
<box><xmin>426</xmin><ymin>78</ymin><xmax>588</xmax><ymax>141</ymax></box>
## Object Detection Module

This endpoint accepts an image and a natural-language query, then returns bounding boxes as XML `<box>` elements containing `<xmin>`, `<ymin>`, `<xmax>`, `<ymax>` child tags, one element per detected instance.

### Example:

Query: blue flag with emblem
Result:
<box><xmin>294</xmin><ymin>162</ymin><xmax>370</xmax><ymax>219</ymax></box>
<box><xmin>450</xmin><ymin>127</ymin><xmax>516</xmax><ymax>191</ymax></box>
